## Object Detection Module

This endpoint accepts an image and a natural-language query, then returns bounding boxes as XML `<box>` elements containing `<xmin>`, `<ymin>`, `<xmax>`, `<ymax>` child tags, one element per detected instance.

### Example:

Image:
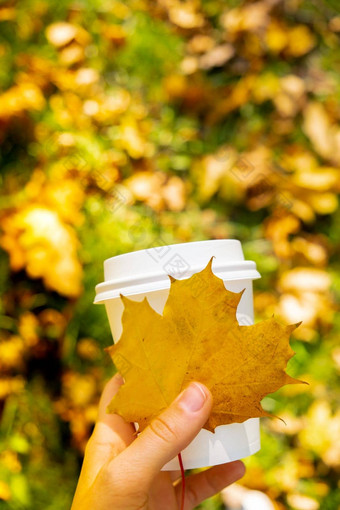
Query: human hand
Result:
<box><xmin>71</xmin><ymin>374</ymin><xmax>245</xmax><ymax>510</ymax></box>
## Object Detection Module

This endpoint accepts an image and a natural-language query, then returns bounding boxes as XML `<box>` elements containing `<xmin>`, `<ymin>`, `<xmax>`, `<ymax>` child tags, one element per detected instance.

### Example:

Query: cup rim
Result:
<box><xmin>94</xmin><ymin>239</ymin><xmax>260</xmax><ymax>303</ymax></box>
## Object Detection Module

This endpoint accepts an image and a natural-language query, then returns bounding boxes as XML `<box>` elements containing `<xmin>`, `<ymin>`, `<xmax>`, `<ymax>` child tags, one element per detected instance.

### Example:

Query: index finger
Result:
<box><xmin>93</xmin><ymin>373</ymin><xmax>136</xmax><ymax>450</ymax></box>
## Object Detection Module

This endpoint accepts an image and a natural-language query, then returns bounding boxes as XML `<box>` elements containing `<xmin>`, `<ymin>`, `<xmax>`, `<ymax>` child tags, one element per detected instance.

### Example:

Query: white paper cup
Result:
<box><xmin>94</xmin><ymin>239</ymin><xmax>261</xmax><ymax>470</ymax></box>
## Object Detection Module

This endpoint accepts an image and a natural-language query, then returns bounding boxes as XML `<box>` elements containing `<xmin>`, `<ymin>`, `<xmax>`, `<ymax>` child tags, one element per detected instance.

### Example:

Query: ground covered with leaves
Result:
<box><xmin>0</xmin><ymin>0</ymin><xmax>339</xmax><ymax>509</ymax></box>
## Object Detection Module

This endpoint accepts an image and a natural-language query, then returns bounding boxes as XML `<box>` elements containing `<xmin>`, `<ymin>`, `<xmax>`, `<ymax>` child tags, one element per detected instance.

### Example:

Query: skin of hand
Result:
<box><xmin>71</xmin><ymin>374</ymin><xmax>246</xmax><ymax>510</ymax></box>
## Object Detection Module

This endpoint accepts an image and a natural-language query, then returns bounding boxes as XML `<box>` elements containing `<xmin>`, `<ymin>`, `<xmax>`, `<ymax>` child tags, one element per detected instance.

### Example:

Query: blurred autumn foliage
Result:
<box><xmin>0</xmin><ymin>0</ymin><xmax>339</xmax><ymax>508</ymax></box>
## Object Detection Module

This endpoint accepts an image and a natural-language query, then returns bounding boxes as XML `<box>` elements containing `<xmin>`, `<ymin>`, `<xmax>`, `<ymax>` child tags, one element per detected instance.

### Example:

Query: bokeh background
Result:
<box><xmin>0</xmin><ymin>0</ymin><xmax>340</xmax><ymax>508</ymax></box>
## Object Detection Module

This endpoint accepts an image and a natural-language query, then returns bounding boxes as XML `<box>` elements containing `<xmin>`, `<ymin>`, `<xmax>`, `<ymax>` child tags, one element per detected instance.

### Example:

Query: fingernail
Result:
<box><xmin>115</xmin><ymin>373</ymin><xmax>124</xmax><ymax>384</ymax></box>
<box><xmin>177</xmin><ymin>383</ymin><xmax>207</xmax><ymax>412</ymax></box>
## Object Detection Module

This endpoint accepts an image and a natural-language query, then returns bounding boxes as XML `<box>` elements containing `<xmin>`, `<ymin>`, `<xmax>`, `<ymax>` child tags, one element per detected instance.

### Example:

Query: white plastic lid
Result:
<box><xmin>94</xmin><ymin>239</ymin><xmax>260</xmax><ymax>303</ymax></box>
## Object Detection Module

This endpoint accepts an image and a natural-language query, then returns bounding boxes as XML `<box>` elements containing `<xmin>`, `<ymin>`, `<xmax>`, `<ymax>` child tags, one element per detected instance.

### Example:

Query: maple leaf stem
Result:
<box><xmin>178</xmin><ymin>452</ymin><xmax>186</xmax><ymax>510</ymax></box>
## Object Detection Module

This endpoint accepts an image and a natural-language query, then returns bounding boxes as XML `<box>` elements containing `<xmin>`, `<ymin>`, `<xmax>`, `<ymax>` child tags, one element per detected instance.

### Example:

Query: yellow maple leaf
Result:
<box><xmin>1</xmin><ymin>205</ymin><xmax>83</xmax><ymax>298</ymax></box>
<box><xmin>107</xmin><ymin>259</ymin><xmax>302</xmax><ymax>431</ymax></box>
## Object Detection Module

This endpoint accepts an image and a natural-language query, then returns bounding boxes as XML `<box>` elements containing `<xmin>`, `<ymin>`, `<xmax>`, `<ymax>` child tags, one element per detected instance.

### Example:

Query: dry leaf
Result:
<box><xmin>102</xmin><ymin>24</ymin><xmax>126</xmax><ymax>46</ymax></box>
<box><xmin>303</xmin><ymin>102</ymin><xmax>336</xmax><ymax>160</ymax></box>
<box><xmin>198</xmin><ymin>44</ymin><xmax>235</xmax><ymax>70</ymax></box>
<box><xmin>0</xmin><ymin>83</ymin><xmax>45</xmax><ymax>119</ymax></box>
<box><xmin>187</xmin><ymin>35</ymin><xmax>215</xmax><ymax>54</ymax></box>
<box><xmin>1</xmin><ymin>205</ymin><xmax>83</xmax><ymax>298</ymax></box>
<box><xmin>46</xmin><ymin>22</ymin><xmax>90</xmax><ymax>48</ymax></box>
<box><xmin>293</xmin><ymin>167</ymin><xmax>339</xmax><ymax>191</ymax></box>
<box><xmin>287</xmin><ymin>494</ymin><xmax>319</xmax><ymax>510</ymax></box>
<box><xmin>191</xmin><ymin>146</ymin><xmax>240</xmax><ymax>202</ymax></box>
<box><xmin>0</xmin><ymin>480</ymin><xmax>11</xmax><ymax>502</ymax></box>
<box><xmin>265</xmin><ymin>213</ymin><xmax>300</xmax><ymax>258</ymax></box>
<box><xmin>285</xmin><ymin>26</ymin><xmax>316</xmax><ymax>57</ymax></box>
<box><xmin>107</xmin><ymin>259</ymin><xmax>302</xmax><ymax>431</ymax></box>
<box><xmin>168</xmin><ymin>3</ymin><xmax>205</xmax><ymax>29</ymax></box>
<box><xmin>162</xmin><ymin>175</ymin><xmax>186</xmax><ymax>211</ymax></box>
<box><xmin>274</xmin><ymin>75</ymin><xmax>306</xmax><ymax>117</ymax></box>
<box><xmin>46</xmin><ymin>22</ymin><xmax>78</xmax><ymax>47</ymax></box>
<box><xmin>220</xmin><ymin>3</ymin><xmax>270</xmax><ymax>35</ymax></box>
<box><xmin>266</xmin><ymin>20</ymin><xmax>289</xmax><ymax>53</ymax></box>
<box><xmin>279</xmin><ymin>267</ymin><xmax>331</xmax><ymax>293</ymax></box>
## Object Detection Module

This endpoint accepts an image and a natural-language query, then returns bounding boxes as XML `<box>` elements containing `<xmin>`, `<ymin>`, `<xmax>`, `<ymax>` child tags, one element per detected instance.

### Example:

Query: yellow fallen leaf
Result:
<box><xmin>303</xmin><ymin>102</ymin><xmax>335</xmax><ymax>160</ymax></box>
<box><xmin>59</xmin><ymin>43</ymin><xmax>85</xmax><ymax>66</ymax></box>
<box><xmin>118</xmin><ymin>120</ymin><xmax>148</xmax><ymax>159</ymax></box>
<box><xmin>0</xmin><ymin>377</ymin><xmax>25</xmax><ymax>400</ymax></box>
<box><xmin>274</xmin><ymin>75</ymin><xmax>306</xmax><ymax>117</ymax></box>
<box><xmin>264</xmin><ymin>213</ymin><xmax>300</xmax><ymax>258</ymax></box>
<box><xmin>1</xmin><ymin>205</ymin><xmax>83</xmax><ymax>298</ymax></box>
<box><xmin>293</xmin><ymin>167</ymin><xmax>339</xmax><ymax>191</ymax></box>
<box><xmin>62</xmin><ymin>372</ymin><xmax>97</xmax><ymax>407</ymax></box>
<box><xmin>291</xmin><ymin>237</ymin><xmax>328</xmax><ymax>266</ymax></box>
<box><xmin>18</xmin><ymin>312</ymin><xmax>40</xmax><ymax>347</ymax></box>
<box><xmin>0</xmin><ymin>451</ymin><xmax>21</xmax><ymax>474</ymax></box>
<box><xmin>45</xmin><ymin>22</ymin><xmax>90</xmax><ymax>48</ymax></box>
<box><xmin>187</xmin><ymin>34</ymin><xmax>215</xmax><ymax>54</ymax></box>
<box><xmin>125</xmin><ymin>171</ymin><xmax>165</xmax><ymax>210</ymax></box>
<box><xmin>77</xmin><ymin>338</ymin><xmax>101</xmax><ymax>361</ymax></box>
<box><xmin>207</xmin><ymin>75</ymin><xmax>257</xmax><ymax>123</ymax></box>
<box><xmin>107</xmin><ymin>259</ymin><xmax>302</xmax><ymax>431</ymax></box>
<box><xmin>287</xmin><ymin>493</ymin><xmax>319</xmax><ymax>510</ymax></box>
<box><xmin>265</xmin><ymin>20</ymin><xmax>288</xmax><ymax>53</ymax></box>
<box><xmin>306</xmin><ymin>191</ymin><xmax>338</xmax><ymax>215</ymax></box>
<box><xmin>0</xmin><ymin>336</ymin><xmax>25</xmax><ymax>371</ymax></box>
<box><xmin>0</xmin><ymin>480</ymin><xmax>11</xmax><ymax>501</ymax></box>
<box><xmin>299</xmin><ymin>400</ymin><xmax>340</xmax><ymax>467</ymax></box>
<box><xmin>220</xmin><ymin>3</ymin><xmax>269</xmax><ymax>34</ymax></box>
<box><xmin>252</xmin><ymin>72</ymin><xmax>280</xmax><ymax>103</ymax></box>
<box><xmin>279</xmin><ymin>267</ymin><xmax>331</xmax><ymax>293</ymax></box>
<box><xmin>286</xmin><ymin>25</ymin><xmax>316</xmax><ymax>57</ymax></box>
<box><xmin>162</xmin><ymin>175</ymin><xmax>186</xmax><ymax>211</ymax></box>
<box><xmin>0</xmin><ymin>7</ymin><xmax>16</xmax><ymax>21</ymax></box>
<box><xmin>46</xmin><ymin>22</ymin><xmax>77</xmax><ymax>47</ymax></box>
<box><xmin>102</xmin><ymin>24</ymin><xmax>127</xmax><ymax>46</ymax></box>
<box><xmin>168</xmin><ymin>3</ymin><xmax>205</xmax><ymax>29</ymax></box>
<box><xmin>0</xmin><ymin>83</ymin><xmax>45</xmax><ymax>119</ymax></box>
<box><xmin>198</xmin><ymin>44</ymin><xmax>235</xmax><ymax>70</ymax></box>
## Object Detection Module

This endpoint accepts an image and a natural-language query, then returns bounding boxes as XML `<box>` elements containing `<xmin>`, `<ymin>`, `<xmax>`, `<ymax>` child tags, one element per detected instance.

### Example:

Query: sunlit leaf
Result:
<box><xmin>107</xmin><ymin>260</ymin><xmax>302</xmax><ymax>431</ymax></box>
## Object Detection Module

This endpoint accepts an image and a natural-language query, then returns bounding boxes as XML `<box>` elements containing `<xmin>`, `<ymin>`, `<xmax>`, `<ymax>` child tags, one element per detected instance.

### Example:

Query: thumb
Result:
<box><xmin>112</xmin><ymin>382</ymin><xmax>212</xmax><ymax>483</ymax></box>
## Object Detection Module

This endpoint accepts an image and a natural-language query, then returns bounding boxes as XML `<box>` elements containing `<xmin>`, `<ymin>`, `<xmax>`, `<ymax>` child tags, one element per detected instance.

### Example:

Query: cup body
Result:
<box><xmin>95</xmin><ymin>240</ymin><xmax>261</xmax><ymax>470</ymax></box>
